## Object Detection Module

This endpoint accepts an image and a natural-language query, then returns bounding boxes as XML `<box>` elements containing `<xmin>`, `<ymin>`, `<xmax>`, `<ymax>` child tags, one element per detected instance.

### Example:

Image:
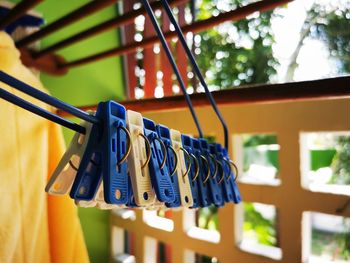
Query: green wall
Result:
<box><xmin>9</xmin><ymin>0</ymin><xmax>127</xmax><ymax>261</ymax></box>
<box><xmin>36</xmin><ymin>0</ymin><xmax>125</xmax><ymax>106</ymax></box>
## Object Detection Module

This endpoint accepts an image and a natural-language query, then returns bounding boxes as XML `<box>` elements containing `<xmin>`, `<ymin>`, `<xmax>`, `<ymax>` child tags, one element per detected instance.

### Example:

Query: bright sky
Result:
<box><xmin>272</xmin><ymin>0</ymin><xmax>340</xmax><ymax>82</ymax></box>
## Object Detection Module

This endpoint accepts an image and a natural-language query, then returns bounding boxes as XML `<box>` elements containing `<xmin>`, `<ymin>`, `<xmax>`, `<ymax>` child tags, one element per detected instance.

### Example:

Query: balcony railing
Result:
<box><xmin>109</xmin><ymin>92</ymin><xmax>350</xmax><ymax>263</ymax></box>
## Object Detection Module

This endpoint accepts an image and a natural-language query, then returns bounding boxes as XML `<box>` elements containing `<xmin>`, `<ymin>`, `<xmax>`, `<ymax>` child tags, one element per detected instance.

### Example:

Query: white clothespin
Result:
<box><xmin>46</xmin><ymin>121</ymin><xmax>93</xmax><ymax>195</ymax></box>
<box><xmin>170</xmin><ymin>129</ymin><xmax>193</xmax><ymax>207</ymax></box>
<box><xmin>126</xmin><ymin>110</ymin><xmax>155</xmax><ymax>207</ymax></box>
<box><xmin>75</xmin><ymin>182</ymin><xmax>119</xmax><ymax>209</ymax></box>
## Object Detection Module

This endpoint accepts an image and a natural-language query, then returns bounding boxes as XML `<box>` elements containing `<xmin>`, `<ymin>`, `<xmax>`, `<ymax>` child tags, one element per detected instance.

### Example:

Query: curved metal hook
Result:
<box><xmin>153</xmin><ymin>137</ymin><xmax>167</xmax><ymax>169</ymax></box>
<box><xmin>116</xmin><ymin>125</ymin><xmax>132</xmax><ymax>166</ymax></box>
<box><xmin>223</xmin><ymin>158</ymin><xmax>239</xmax><ymax>182</ymax></box>
<box><xmin>217</xmin><ymin>160</ymin><xmax>225</xmax><ymax>184</ymax></box>
<box><xmin>190</xmin><ymin>153</ymin><xmax>199</xmax><ymax>182</ymax></box>
<box><xmin>167</xmin><ymin>145</ymin><xmax>178</xmax><ymax>176</ymax></box>
<box><xmin>137</xmin><ymin>132</ymin><xmax>151</xmax><ymax>169</ymax></box>
<box><xmin>209</xmin><ymin>154</ymin><xmax>218</xmax><ymax>179</ymax></box>
<box><xmin>179</xmin><ymin>147</ymin><xmax>191</xmax><ymax>178</ymax></box>
<box><xmin>200</xmin><ymin>155</ymin><xmax>210</xmax><ymax>184</ymax></box>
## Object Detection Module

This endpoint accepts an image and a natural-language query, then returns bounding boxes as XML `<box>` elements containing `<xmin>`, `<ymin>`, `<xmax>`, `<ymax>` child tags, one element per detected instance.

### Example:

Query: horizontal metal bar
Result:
<box><xmin>32</xmin><ymin>0</ymin><xmax>188</xmax><ymax>58</ymax></box>
<box><xmin>57</xmin><ymin>76</ymin><xmax>350</xmax><ymax>116</ymax></box>
<box><xmin>0</xmin><ymin>0</ymin><xmax>43</xmax><ymax>30</ymax></box>
<box><xmin>0</xmin><ymin>86</ymin><xmax>85</xmax><ymax>134</ymax></box>
<box><xmin>16</xmin><ymin>0</ymin><xmax>118</xmax><ymax>48</ymax></box>
<box><xmin>59</xmin><ymin>0</ymin><xmax>292</xmax><ymax>68</ymax></box>
<box><xmin>0</xmin><ymin>71</ymin><xmax>98</xmax><ymax>124</ymax></box>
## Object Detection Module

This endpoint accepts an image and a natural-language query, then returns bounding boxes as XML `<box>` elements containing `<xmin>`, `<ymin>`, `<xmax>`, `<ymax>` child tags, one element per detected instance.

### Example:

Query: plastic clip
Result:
<box><xmin>70</xmin><ymin>101</ymin><xmax>130</xmax><ymax>205</ymax></box>
<box><xmin>46</xmin><ymin>120</ymin><xmax>93</xmax><ymax>195</ymax></box>
<box><xmin>144</xmin><ymin>119</ymin><xmax>175</xmax><ymax>203</ymax></box>
<box><xmin>199</xmin><ymin>139</ymin><xmax>224</xmax><ymax>207</ymax></box>
<box><xmin>181</xmin><ymin>134</ymin><xmax>200</xmax><ymax>208</ymax></box>
<box><xmin>223</xmin><ymin>148</ymin><xmax>241</xmax><ymax>204</ymax></box>
<box><xmin>170</xmin><ymin>129</ymin><xmax>193</xmax><ymax>207</ymax></box>
<box><xmin>191</xmin><ymin>138</ymin><xmax>212</xmax><ymax>207</ymax></box>
<box><xmin>101</xmin><ymin>101</ymin><xmax>130</xmax><ymax>204</ymax></box>
<box><xmin>209</xmin><ymin>144</ymin><xmax>225</xmax><ymax>207</ymax></box>
<box><xmin>126</xmin><ymin>110</ymin><xmax>155</xmax><ymax>206</ymax></box>
<box><xmin>157</xmin><ymin>125</ymin><xmax>181</xmax><ymax>208</ymax></box>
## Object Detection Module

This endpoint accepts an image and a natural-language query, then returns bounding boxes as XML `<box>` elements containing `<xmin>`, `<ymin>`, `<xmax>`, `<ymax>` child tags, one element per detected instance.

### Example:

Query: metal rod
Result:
<box><xmin>57</xmin><ymin>76</ymin><xmax>350</xmax><ymax>116</ymax></box>
<box><xmin>0</xmin><ymin>87</ymin><xmax>85</xmax><ymax>134</ymax></box>
<box><xmin>140</xmin><ymin>0</ymin><xmax>203</xmax><ymax>138</ymax></box>
<box><xmin>0</xmin><ymin>0</ymin><xmax>43</xmax><ymax>30</ymax></box>
<box><xmin>32</xmin><ymin>0</ymin><xmax>187</xmax><ymax>58</ymax></box>
<box><xmin>161</xmin><ymin>0</ymin><xmax>229</xmax><ymax>149</ymax></box>
<box><xmin>16</xmin><ymin>0</ymin><xmax>118</xmax><ymax>48</ymax></box>
<box><xmin>0</xmin><ymin>71</ymin><xmax>98</xmax><ymax>124</ymax></box>
<box><xmin>59</xmin><ymin>0</ymin><xmax>292</xmax><ymax>68</ymax></box>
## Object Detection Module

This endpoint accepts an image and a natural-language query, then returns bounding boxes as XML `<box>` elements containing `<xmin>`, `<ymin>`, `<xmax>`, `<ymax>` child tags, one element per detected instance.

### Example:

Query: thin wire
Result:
<box><xmin>140</xmin><ymin>0</ymin><xmax>203</xmax><ymax>138</ymax></box>
<box><xmin>0</xmin><ymin>71</ymin><xmax>99</xmax><ymax>124</ymax></box>
<box><xmin>160</xmin><ymin>0</ymin><xmax>229</xmax><ymax>149</ymax></box>
<box><xmin>0</xmin><ymin>87</ymin><xmax>85</xmax><ymax>134</ymax></box>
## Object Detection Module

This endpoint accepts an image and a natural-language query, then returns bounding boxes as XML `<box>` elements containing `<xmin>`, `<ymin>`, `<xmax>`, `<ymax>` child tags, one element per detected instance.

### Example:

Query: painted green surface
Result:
<box><xmin>310</xmin><ymin>149</ymin><xmax>337</xmax><ymax>171</ymax></box>
<box><xmin>77</xmin><ymin>208</ymin><xmax>111</xmax><ymax>263</ymax></box>
<box><xmin>35</xmin><ymin>0</ymin><xmax>125</xmax><ymax>106</ymax></box>
<box><xmin>8</xmin><ymin>0</ymin><xmax>126</xmax><ymax>262</ymax></box>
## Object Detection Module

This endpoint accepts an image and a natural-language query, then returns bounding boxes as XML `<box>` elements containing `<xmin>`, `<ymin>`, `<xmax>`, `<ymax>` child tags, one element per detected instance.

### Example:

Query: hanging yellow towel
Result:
<box><xmin>0</xmin><ymin>32</ymin><xmax>89</xmax><ymax>263</ymax></box>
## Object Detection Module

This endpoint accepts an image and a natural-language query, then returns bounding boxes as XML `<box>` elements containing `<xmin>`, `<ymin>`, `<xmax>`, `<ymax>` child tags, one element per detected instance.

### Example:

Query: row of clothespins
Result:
<box><xmin>46</xmin><ymin>100</ymin><xmax>241</xmax><ymax>210</ymax></box>
<box><xmin>0</xmin><ymin>0</ymin><xmax>240</xmax><ymax>211</ymax></box>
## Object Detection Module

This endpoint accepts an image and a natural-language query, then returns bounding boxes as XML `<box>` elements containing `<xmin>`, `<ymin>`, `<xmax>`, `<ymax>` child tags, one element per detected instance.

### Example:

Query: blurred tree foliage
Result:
<box><xmin>308</xmin><ymin>1</ymin><xmax>350</xmax><ymax>73</ymax></box>
<box><xmin>195</xmin><ymin>0</ymin><xmax>350</xmax><ymax>86</ymax></box>
<box><xmin>331</xmin><ymin>136</ymin><xmax>350</xmax><ymax>185</ymax></box>
<box><xmin>243</xmin><ymin>203</ymin><xmax>277</xmax><ymax>246</ymax></box>
<box><xmin>286</xmin><ymin>1</ymin><xmax>350</xmax><ymax>80</ymax></box>
<box><xmin>312</xmin><ymin>228</ymin><xmax>350</xmax><ymax>260</ymax></box>
<box><xmin>243</xmin><ymin>134</ymin><xmax>277</xmax><ymax>147</ymax></box>
<box><xmin>197</xmin><ymin>205</ymin><xmax>219</xmax><ymax>230</ymax></box>
<box><xmin>195</xmin><ymin>0</ymin><xmax>278</xmax><ymax>89</ymax></box>
<box><xmin>242</xmin><ymin>135</ymin><xmax>279</xmax><ymax>173</ymax></box>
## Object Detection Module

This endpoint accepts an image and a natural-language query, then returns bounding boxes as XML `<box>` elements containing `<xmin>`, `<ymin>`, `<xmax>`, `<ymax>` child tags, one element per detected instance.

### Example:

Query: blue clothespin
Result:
<box><xmin>102</xmin><ymin>101</ymin><xmax>130</xmax><ymax>204</ymax></box>
<box><xmin>213</xmin><ymin>144</ymin><xmax>236</xmax><ymax>203</ymax></box>
<box><xmin>199</xmin><ymin>139</ymin><xmax>224</xmax><ymax>207</ymax></box>
<box><xmin>70</xmin><ymin>101</ymin><xmax>129</xmax><ymax>205</ymax></box>
<box><xmin>181</xmin><ymin>134</ymin><xmax>200</xmax><ymax>208</ymax></box>
<box><xmin>156</xmin><ymin>124</ymin><xmax>181</xmax><ymax>207</ymax></box>
<box><xmin>222</xmin><ymin>148</ymin><xmax>241</xmax><ymax>204</ymax></box>
<box><xmin>143</xmin><ymin>119</ymin><xmax>175</xmax><ymax>203</ymax></box>
<box><xmin>191</xmin><ymin>138</ymin><xmax>212</xmax><ymax>207</ymax></box>
<box><xmin>0</xmin><ymin>6</ymin><xmax>44</xmax><ymax>34</ymax></box>
<box><xmin>209</xmin><ymin>144</ymin><xmax>225</xmax><ymax>207</ymax></box>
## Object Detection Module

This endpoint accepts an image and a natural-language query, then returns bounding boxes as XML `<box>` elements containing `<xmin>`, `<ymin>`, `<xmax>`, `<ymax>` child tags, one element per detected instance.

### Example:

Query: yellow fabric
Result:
<box><xmin>0</xmin><ymin>32</ymin><xmax>89</xmax><ymax>263</ymax></box>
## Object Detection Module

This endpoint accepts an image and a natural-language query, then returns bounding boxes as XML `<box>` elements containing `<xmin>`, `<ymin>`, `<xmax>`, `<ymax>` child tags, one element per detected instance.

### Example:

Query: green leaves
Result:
<box><xmin>307</xmin><ymin>2</ymin><xmax>350</xmax><ymax>73</ymax></box>
<box><xmin>243</xmin><ymin>203</ymin><xmax>277</xmax><ymax>246</ymax></box>
<box><xmin>195</xmin><ymin>0</ymin><xmax>277</xmax><ymax>89</ymax></box>
<box><xmin>331</xmin><ymin>136</ymin><xmax>350</xmax><ymax>185</ymax></box>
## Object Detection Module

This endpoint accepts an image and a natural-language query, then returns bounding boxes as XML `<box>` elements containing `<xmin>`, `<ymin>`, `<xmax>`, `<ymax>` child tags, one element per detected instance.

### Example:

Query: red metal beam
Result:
<box><xmin>57</xmin><ymin>76</ymin><xmax>350</xmax><ymax>116</ymax></box>
<box><xmin>176</xmin><ymin>4</ymin><xmax>188</xmax><ymax>90</ymax></box>
<box><xmin>31</xmin><ymin>0</ymin><xmax>188</xmax><ymax>58</ymax></box>
<box><xmin>161</xmin><ymin>8</ymin><xmax>173</xmax><ymax>96</ymax></box>
<box><xmin>16</xmin><ymin>0</ymin><xmax>118</xmax><ymax>48</ymax></box>
<box><xmin>59</xmin><ymin>0</ymin><xmax>292</xmax><ymax>69</ymax></box>
<box><xmin>143</xmin><ymin>10</ymin><xmax>157</xmax><ymax>98</ymax></box>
